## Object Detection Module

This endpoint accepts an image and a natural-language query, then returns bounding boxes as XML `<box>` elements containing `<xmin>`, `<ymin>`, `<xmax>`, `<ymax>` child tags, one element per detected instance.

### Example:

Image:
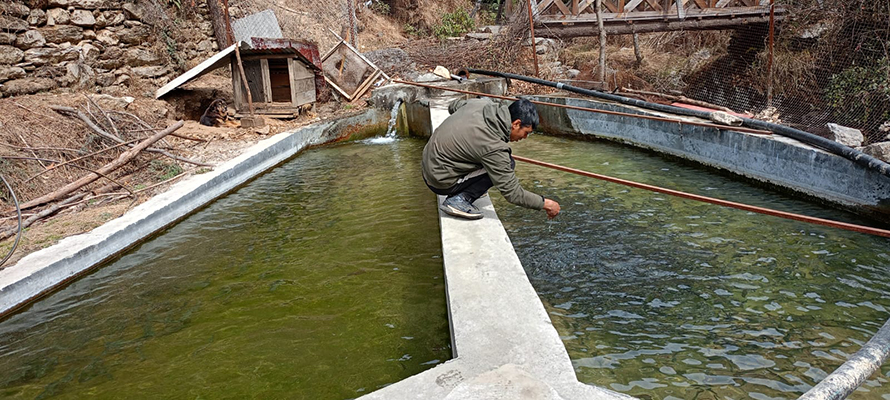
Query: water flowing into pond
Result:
<box><xmin>365</xmin><ymin>100</ymin><xmax>402</xmax><ymax>145</ymax></box>
<box><xmin>494</xmin><ymin>135</ymin><xmax>890</xmax><ymax>400</ymax></box>
<box><xmin>0</xmin><ymin>139</ymin><xmax>449</xmax><ymax>399</ymax></box>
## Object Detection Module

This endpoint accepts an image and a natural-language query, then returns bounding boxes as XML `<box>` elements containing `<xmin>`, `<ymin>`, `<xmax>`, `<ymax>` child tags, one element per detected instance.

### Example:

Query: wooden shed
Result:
<box><xmin>233</xmin><ymin>38</ymin><xmax>323</xmax><ymax>115</ymax></box>
<box><xmin>155</xmin><ymin>39</ymin><xmax>324</xmax><ymax>117</ymax></box>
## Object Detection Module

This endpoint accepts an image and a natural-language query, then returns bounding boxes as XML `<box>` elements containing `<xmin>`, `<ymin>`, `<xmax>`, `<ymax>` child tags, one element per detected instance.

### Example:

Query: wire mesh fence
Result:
<box><xmin>234</xmin><ymin>0</ymin><xmax>356</xmax><ymax>58</ymax></box>
<box><xmin>545</xmin><ymin>0</ymin><xmax>889</xmax><ymax>144</ymax></box>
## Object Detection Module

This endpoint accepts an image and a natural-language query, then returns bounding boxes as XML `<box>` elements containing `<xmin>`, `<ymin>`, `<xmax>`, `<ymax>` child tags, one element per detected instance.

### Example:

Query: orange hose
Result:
<box><xmin>513</xmin><ymin>155</ymin><xmax>890</xmax><ymax>238</ymax></box>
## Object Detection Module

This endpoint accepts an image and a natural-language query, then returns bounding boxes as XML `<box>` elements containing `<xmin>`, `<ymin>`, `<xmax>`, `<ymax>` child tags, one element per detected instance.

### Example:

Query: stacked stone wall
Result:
<box><xmin>0</xmin><ymin>0</ymin><xmax>218</xmax><ymax>98</ymax></box>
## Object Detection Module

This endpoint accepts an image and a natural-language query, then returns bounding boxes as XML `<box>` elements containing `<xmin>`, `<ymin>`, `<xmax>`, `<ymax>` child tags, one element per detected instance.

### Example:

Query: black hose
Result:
<box><xmin>0</xmin><ymin>175</ymin><xmax>22</xmax><ymax>268</ymax></box>
<box><xmin>467</xmin><ymin>68</ymin><xmax>890</xmax><ymax>178</ymax></box>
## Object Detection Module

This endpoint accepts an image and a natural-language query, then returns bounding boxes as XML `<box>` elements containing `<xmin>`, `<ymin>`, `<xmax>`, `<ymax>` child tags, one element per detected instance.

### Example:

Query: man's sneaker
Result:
<box><xmin>440</xmin><ymin>193</ymin><xmax>483</xmax><ymax>220</ymax></box>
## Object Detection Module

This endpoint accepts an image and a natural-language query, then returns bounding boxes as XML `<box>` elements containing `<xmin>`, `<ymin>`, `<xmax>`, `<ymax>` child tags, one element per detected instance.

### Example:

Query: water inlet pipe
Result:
<box><xmin>512</xmin><ymin>155</ymin><xmax>890</xmax><ymax>238</ymax></box>
<box><xmin>391</xmin><ymin>79</ymin><xmax>773</xmax><ymax>136</ymax></box>
<box><xmin>467</xmin><ymin>68</ymin><xmax>890</xmax><ymax>179</ymax></box>
<box><xmin>797</xmin><ymin>315</ymin><xmax>890</xmax><ymax>400</ymax></box>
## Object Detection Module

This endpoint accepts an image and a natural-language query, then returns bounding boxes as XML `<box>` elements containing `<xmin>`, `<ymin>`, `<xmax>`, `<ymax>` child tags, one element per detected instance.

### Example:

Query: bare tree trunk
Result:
<box><xmin>470</xmin><ymin>0</ymin><xmax>483</xmax><ymax>18</ymax></box>
<box><xmin>207</xmin><ymin>0</ymin><xmax>233</xmax><ymax>48</ymax></box>
<box><xmin>596</xmin><ymin>0</ymin><xmax>606</xmax><ymax>84</ymax></box>
<box><xmin>633</xmin><ymin>32</ymin><xmax>643</xmax><ymax>68</ymax></box>
<box><xmin>495</xmin><ymin>0</ymin><xmax>506</xmax><ymax>24</ymax></box>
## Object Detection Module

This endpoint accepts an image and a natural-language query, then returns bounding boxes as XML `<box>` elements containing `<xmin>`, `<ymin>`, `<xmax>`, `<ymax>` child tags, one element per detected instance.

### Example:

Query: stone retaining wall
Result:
<box><xmin>0</xmin><ymin>0</ymin><xmax>218</xmax><ymax>97</ymax></box>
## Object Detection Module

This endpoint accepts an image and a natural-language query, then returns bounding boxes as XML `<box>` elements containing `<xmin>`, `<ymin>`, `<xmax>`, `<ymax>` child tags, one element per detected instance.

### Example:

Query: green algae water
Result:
<box><xmin>494</xmin><ymin>135</ymin><xmax>890</xmax><ymax>400</ymax></box>
<box><xmin>0</xmin><ymin>138</ymin><xmax>449</xmax><ymax>399</ymax></box>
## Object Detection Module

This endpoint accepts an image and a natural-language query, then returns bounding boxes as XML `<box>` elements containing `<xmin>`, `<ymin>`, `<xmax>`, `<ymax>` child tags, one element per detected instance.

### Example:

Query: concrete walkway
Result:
<box><xmin>356</xmin><ymin>101</ymin><xmax>632</xmax><ymax>400</ymax></box>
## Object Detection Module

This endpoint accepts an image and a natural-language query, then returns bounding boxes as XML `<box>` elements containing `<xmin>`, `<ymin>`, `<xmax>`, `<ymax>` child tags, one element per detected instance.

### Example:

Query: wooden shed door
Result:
<box><xmin>291</xmin><ymin>59</ymin><xmax>316</xmax><ymax>107</ymax></box>
<box><xmin>233</xmin><ymin>59</ymin><xmax>267</xmax><ymax>112</ymax></box>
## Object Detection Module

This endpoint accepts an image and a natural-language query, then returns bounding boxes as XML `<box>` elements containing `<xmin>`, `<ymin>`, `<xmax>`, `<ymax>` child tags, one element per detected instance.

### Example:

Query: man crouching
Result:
<box><xmin>422</xmin><ymin>97</ymin><xmax>560</xmax><ymax>220</ymax></box>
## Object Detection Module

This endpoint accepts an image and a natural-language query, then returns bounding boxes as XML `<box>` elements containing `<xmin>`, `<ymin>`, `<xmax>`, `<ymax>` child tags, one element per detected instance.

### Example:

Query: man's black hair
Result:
<box><xmin>508</xmin><ymin>98</ymin><xmax>539</xmax><ymax>130</ymax></box>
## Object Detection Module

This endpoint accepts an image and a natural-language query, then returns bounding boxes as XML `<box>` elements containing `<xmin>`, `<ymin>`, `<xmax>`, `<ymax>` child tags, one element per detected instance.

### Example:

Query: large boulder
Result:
<box><xmin>23</xmin><ymin>47</ymin><xmax>79</xmax><ymax>66</ymax></box>
<box><xmin>861</xmin><ymin>142</ymin><xmax>890</xmax><ymax>163</ymax></box>
<box><xmin>0</xmin><ymin>15</ymin><xmax>29</xmax><ymax>33</ymax></box>
<box><xmin>40</xmin><ymin>25</ymin><xmax>84</xmax><ymax>44</ymax></box>
<box><xmin>124</xmin><ymin>48</ymin><xmax>160</xmax><ymax>66</ymax></box>
<box><xmin>15</xmin><ymin>30</ymin><xmax>46</xmax><ymax>49</ymax></box>
<box><xmin>0</xmin><ymin>45</ymin><xmax>25</xmax><ymax>64</ymax></box>
<box><xmin>827</xmin><ymin>123</ymin><xmax>864</xmax><ymax>147</ymax></box>
<box><xmin>0</xmin><ymin>65</ymin><xmax>27</xmax><ymax>82</ymax></box>
<box><xmin>70</xmin><ymin>9</ymin><xmax>96</xmax><ymax>27</ymax></box>
<box><xmin>46</xmin><ymin>8</ymin><xmax>71</xmax><ymax>25</ymax></box>
<box><xmin>0</xmin><ymin>78</ymin><xmax>56</xmax><ymax>97</ymax></box>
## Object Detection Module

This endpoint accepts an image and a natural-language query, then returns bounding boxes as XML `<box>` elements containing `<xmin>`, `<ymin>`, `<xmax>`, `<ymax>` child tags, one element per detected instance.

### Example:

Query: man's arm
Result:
<box><xmin>448</xmin><ymin>98</ymin><xmax>469</xmax><ymax>114</ymax></box>
<box><xmin>481</xmin><ymin>149</ymin><xmax>545</xmax><ymax>210</ymax></box>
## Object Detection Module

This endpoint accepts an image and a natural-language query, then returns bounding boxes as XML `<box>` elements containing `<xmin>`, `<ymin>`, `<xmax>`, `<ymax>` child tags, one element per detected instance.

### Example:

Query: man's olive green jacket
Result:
<box><xmin>422</xmin><ymin>98</ymin><xmax>545</xmax><ymax>210</ymax></box>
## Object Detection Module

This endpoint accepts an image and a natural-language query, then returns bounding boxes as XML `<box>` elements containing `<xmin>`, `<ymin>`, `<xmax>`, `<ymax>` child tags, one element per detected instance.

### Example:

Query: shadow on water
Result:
<box><xmin>495</xmin><ymin>135</ymin><xmax>890</xmax><ymax>400</ymax></box>
<box><xmin>0</xmin><ymin>139</ymin><xmax>449</xmax><ymax>399</ymax></box>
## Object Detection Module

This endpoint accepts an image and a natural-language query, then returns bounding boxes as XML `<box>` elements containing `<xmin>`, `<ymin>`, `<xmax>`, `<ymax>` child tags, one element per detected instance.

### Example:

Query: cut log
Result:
<box><xmin>20</xmin><ymin>121</ymin><xmax>184</xmax><ymax>210</ymax></box>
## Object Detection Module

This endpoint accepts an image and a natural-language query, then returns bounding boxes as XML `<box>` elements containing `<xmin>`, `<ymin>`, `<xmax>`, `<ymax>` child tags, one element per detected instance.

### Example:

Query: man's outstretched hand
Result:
<box><xmin>543</xmin><ymin>198</ymin><xmax>560</xmax><ymax>219</ymax></box>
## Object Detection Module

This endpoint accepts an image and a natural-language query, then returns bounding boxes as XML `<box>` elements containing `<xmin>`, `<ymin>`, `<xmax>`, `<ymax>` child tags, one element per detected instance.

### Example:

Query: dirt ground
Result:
<box><xmin>0</xmin><ymin>71</ymin><xmax>366</xmax><ymax>269</ymax></box>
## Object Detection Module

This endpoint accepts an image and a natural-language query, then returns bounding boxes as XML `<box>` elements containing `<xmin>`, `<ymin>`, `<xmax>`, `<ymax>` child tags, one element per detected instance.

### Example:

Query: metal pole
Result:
<box><xmin>512</xmin><ymin>154</ymin><xmax>890</xmax><ymax>238</ymax></box>
<box><xmin>526</xmin><ymin>0</ymin><xmax>540</xmax><ymax>77</ymax></box>
<box><xmin>766</xmin><ymin>0</ymin><xmax>775</xmax><ymax>107</ymax></box>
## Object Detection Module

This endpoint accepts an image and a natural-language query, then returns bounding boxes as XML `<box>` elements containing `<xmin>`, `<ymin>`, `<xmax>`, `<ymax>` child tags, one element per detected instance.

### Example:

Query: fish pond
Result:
<box><xmin>0</xmin><ymin>138</ymin><xmax>450</xmax><ymax>399</ymax></box>
<box><xmin>494</xmin><ymin>135</ymin><xmax>890</xmax><ymax>400</ymax></box>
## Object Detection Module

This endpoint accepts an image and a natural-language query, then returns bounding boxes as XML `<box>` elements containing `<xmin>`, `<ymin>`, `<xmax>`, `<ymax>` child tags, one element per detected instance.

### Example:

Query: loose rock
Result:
<box><xmin>827</xmin><ymin>122</ymin><xmax>864</xmax><ymax>147</ymax></box>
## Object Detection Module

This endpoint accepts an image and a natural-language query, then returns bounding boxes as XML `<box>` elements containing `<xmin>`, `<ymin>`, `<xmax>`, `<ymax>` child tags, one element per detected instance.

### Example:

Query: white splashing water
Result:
<box><xmin>364</xmin><ymin>100</ymin><xmax>402</xmax><ymax>145</ymax></box>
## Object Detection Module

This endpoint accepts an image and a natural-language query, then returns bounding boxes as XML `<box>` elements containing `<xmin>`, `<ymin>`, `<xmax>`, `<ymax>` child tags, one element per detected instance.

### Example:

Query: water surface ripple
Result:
<box><xmin>0</xmin><ymin>139</ymin><xmax>449</xmax><ymax>399</ymax></box>
<box><xmin>494</xmin><ymin>135</ymin><xmax>890</xmax><ymax>400</ymax></box>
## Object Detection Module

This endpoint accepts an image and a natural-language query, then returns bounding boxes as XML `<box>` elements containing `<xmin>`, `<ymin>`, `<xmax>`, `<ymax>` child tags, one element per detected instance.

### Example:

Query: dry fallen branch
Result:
<box><xmin>50</xmin><ymin>105</ymin><xmax>124</xmax><ymax>144</ymax></box>
<box><xmin>19</xmin><ymin>120</ymin><xmax>184</xmax><ymax>209</ymax></box>
<box><xmin>0</xmin><ymin>192</ymin><xmax>87</xmax><ymax>242</ymax></box>
<box><xmin>3</xmin><ymin>155</ymin><xmax>135</xmax><ymax>201</ymax></box>
<box><xmin>52</xmin><ymin>106</ymin><xmax>212</xmax><ymax>167</ymax></box>
<box><xmin>22</xmin><ymin>138</ymin><xmax>140</xmax><ymax>184</ymax></box>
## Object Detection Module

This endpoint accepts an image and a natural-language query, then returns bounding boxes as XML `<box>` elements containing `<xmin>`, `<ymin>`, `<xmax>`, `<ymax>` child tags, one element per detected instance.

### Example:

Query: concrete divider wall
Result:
<box><xmin>0</xmin><ymin>109</ymin><xmax>387</xmax><ymax>318</ymax></box>
<box><xmin>532</xmin><ymin>95</ymin><xmax>890</xmax><ymax>219</ymax></box>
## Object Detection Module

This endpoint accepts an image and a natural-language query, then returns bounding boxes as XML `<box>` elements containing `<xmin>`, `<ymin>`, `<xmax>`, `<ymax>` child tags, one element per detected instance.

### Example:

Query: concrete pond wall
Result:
<box><xmin>530</xmin><ymin>95</ymin><xmax>890</xmax><ymax>221</ymax></box>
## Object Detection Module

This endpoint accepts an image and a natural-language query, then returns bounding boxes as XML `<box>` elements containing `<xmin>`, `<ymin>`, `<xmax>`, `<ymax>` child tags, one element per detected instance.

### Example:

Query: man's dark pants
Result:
<box><xmin>425</xmin><ymin>156</ymin><xmax>515</xmax><ymax>202</ymax></box>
